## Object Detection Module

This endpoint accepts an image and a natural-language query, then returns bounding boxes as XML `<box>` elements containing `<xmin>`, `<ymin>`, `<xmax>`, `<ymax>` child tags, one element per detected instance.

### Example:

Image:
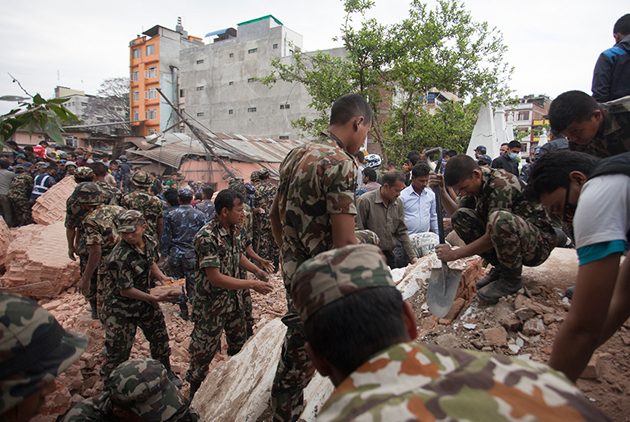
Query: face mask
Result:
<box><xmin>562</xmin><ymin>186</ymin><xmax>577</xmax><ymax>223</ymax></box>
<box><xmin>508</xmin><ymin>152</ymin><xmax>518</xmax><ymax>160</ymax></box>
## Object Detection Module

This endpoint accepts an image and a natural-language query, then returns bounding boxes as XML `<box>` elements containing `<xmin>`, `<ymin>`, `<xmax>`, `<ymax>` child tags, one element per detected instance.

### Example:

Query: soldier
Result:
<box><xmin>90</xmin><ymin>161</ymin><xmax>122</xmax><ymax>205</ymax></box>
<box><xmin>162</xmin><ymin>188</ymin><xmax>208</xmax><ymax>320</ymax></box>
<box><xmin>186</xmin><ymin>189</ymin><xmax>272</xmax><ymax>400</ymax></box>
<box><xmin>75</xmin><ymin>183</ymin><xmax>126</xmax><ymax>321</ymax></box>
<box><xmin>194</xmin><ymin>185</ymin><xmax>215</xmax><ymax>220</ymax></box>
<box><xmin>0</xmin><ymin>292</ymin><xmax>87</xmax><ymax>422</ymax></box>
<box><xmin>291</xmin><ymin>244</ymin><xmax>608</xmax><ymax>421</ymax></box>
<box><xmin>252</xmin><ymin>168</ymin><xmax>280</xmax><ymax>268</ymax></box>
<box><xmin>433</xmin><ymin>155</ymin><xmax>556</xmax><ymax>304</ymax></box>
<box><xmin>7</xmin><ymin>164</ymin><xmax>33</xmax><ymax>227</ymax></box>
<box><xmin>66</xmin><ymin>167</ymin><xmax>99</xmax><ymax>318</ymax></box>
<box><xmin>100</xmin><ymin>210</ymin><xmax>181</xmax><ymax>384</ymax></box>
<box><xmin>549</xmin><ymin>90</ymin><xmax>630</xmax><ymax>158</ymax></box>
<box><xmin>269</xmin><ymin>93</ymin><xmax>372</xmax><ymax>421</ymax></box>
<box><xmin>62</xmin><ymin>359</ymin><xmax>199</xmax><ymax>421</ymax></box>
<box><xmin>121</xmin><ymin>171</ymin><xmax>164</xmax><ymax>245</ymax></box>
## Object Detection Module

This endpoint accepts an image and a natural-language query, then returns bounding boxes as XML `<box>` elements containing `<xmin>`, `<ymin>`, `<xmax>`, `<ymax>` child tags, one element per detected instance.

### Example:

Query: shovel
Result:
<box><xmin>423</xmin><ymin>148</ymin><xmax>462</xmax><ymax>318</ymax></box>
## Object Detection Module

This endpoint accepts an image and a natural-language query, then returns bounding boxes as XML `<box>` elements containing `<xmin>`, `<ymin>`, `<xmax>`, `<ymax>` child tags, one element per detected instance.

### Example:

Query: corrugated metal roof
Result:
<box><xmin>125</xmin><ymin>132</ymin><xmax>303</xmax><ymax>169</ymax></box>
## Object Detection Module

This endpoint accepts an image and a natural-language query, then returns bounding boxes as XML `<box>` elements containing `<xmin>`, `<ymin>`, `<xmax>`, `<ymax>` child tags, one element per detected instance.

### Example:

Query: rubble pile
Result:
<box><xmin>0</xmin><ymin>218</ymin><xmax>10</xmax><ymax>268</ymax></box>
<box><xmin>0</xmin><ymin>221</ymin><xmax>79</xmax><ymax>297</ymax></box>
<box><xmin>31</xmin><ymin>176</ymin><xmax>76</xmax><ymax>225</ymax></box>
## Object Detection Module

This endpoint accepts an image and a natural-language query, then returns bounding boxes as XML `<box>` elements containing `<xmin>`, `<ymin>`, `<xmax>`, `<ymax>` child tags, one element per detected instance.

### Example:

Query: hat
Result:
<box><xmin>106</xmin><ymin>359</ymin><xmax>187</xmax><ymax>422</ymax></box>
<box><xmin>354</xmin><ymin>229</ymin><xmax>380</xmax><ymax>246</ymax></box>
<box><xmin>258</xmin><ymin>168</ymin><xmax>270</xmax><ymax>179</ymax></box>
<box><xmin>474</xmin><ymin>145</ymin><xmax>487</xmax><ymax>154</ymax></box>
<box><xmin>177</xmin><ymin>188</ymin><xmax>193</xmax><ymax>199</ymax></box>
<box><xmin>118</xmin><ymin>210</ymin><xmax>146</xmax><ymax>233</ymax></box>
<box><xmin>0</xmin><ymin>293</ymin><xmax>87</xmax><ymax>415</ymax></box>
<box><xmin>250</xmin><ymin>171</ymin><xmax>261</xmax><ymax>182</ymax></box>
<box><xmin>65</xmin><ymin>161</ymin><xmax>77</xmax><ymax>168</ymax></box>
<box><xmin>75</xmin><ymin>182</ymin><xmax>102</xmax><ymax>206</ymax></box>
<box><xmin>74</xmin><ymin>166</ymin><xmax>94</xmax><ymax>182</ymax></box>
<box><xmin>292</xmin><ymin>244</ymin><xmax>394</xmax><ymax>321</ymax></box>
<box><xmin>228</xmin><ymin>177</ymin><xmax>247</xmax><ymax>197</ymax></box>
<box><xmin>13</xmin><ymin>165</ymin><xmax>25</xmax><ymax>173</ymax></box>
<box><xmin>131</xmin><ymin>171</ymin><xmax>152</xmax><ymax>187</ymax></box>
<box><xmin>477</xmin><ymin>154</ymin><xmax>492</xmax><ymax>166</ymax></box>
<box><xmin>119</xmin><ymin>155</ymin><xmax>128</xmax><ymax>162</ymax></box>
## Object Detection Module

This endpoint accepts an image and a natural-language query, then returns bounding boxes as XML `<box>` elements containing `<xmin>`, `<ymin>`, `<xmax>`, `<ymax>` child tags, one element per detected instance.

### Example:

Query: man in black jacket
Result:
<box><xmin>592</xmin><ymin>14</ymin><xmax>630</xmax><ymax>102</ymax></box>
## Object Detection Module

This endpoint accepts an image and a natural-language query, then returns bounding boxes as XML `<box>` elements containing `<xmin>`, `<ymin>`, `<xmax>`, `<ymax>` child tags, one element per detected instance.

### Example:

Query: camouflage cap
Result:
<box><xmin>228</xmin><ymin>177</ymin><xmax>247</xmax><ymax>197</ymax></box>
<box><xmin>74</xmin><ymin>166</ymin><xmax>94</xmax><ymax>182</ymax></box>
<box><xmin>292</xmin><ymin>244</ymin><xmax>395</xmax><ymax>321</ymax></box>
<box><xmin>258</xmin><ymin>168</ymin><xmax>270</xmax><ymax>179</ymax></box>
<box><xmin>0</xmin><ymin>293</ymin><xmax>87</xmax><ymax>415</ymax></box>
<box><xmin>13</xmin><ymin>165</ymin><xmax>25</xmax><ymax>173</ymax></box>
<box><xmin>132</xmin><ymin>171</ymin><xmax>152</xmax><ymax>187</ymax></box>
<box><xmin>106</xmin><ymin>359</ymin><xmax>187</xmax><ymax>422</ymax></box>
<box><xmin>75</xmin><ymin>182</ymin><xmax>102</xmax><ymax>206</ymax></box>
<box><xmin>117</xmin><ymin>210</ymin><xmax>146</xmax><ymax>233</ymax></box>
<box><xmin>355</xmin><ymin>229</ymin><xmax>380</xmax><ymax>246</ymax></box>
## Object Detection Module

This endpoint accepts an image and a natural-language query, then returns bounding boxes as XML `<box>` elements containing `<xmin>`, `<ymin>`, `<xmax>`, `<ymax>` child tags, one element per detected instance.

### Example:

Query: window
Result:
<box><xmin>247</xmin><ymin>107</ymin><xmax>257</xmax><ymax>113</ymax></box>
<box><xmin>228</xmin><ymin>81</ymin><xmax>234</xmax><ymax>86</ymax></box>
<box><xmin>228</xmin><ymin>109</ymin><xmax>234</xmax><ymax>115</ymax></box>
<box><xmin>133</xmin><ymin>110</ymin><xmax>139</xmax><ymax>121</ymax></box>
<box><xmin>196</xmin><ymin>112</ymin><xmax>205</xmax><ymax>117</ymax></box>
<box><xmin>229</xmin><ymin>52</ymin><xmax>234</xmax><ymax>58</ymax></box>
<box><xmin>247</xmin><ymin>78</ymin><xmax>256</xmax><ymax>83</ymax></box>
<box><xmin>196</xmin><ymin>59</ymin><xmax>205</xmax><ymax>64</ymax></box>
<box><xmin>280</xmin><ymin>103</ymin><xmax>290</xmax><ymax>110</ymax></box>
<box><xmin>131</xmin><ymin>71</ymin><xmax>139</xmax><ymax>81</ymax></box>
<box><xmin>273</xmin><ymin>43</ymin><xmax>278</xmax><ymax>49</ymax></box>
<box><xmin>146</xmin><ymin>67</ymin><xmax>157</xmax><ymax>79</ymax></box>
<box><xmin>517</xmin><ymin>111</ymin><xmax>530</xmax><ymax>121</ymax></box>
<box><xmin>132</xmin><ymin>48</ymin><xmax>141</xmax><ymax>59</ymax></box>
<box><xmin>133</xmin><ymin>91</ymin><xmax>139</xmax><ymax>101</ymax></box>
<box><xmin>146</xmin><ymin>44</ymin><xmax>154</xmax><ymax>56</ymax></box>
<box><xmin>65</xmin><ymin>137</ymin><xmax>78</xmax><ymax>148</ymax></box>
<box><xmin>146</xmin><ymin>88</ymin><xmax>157</xmax><ymax>100</ymax></box>
<box><xmin>179</xmin><ymin>89</ymin><xmax>185</xmax><ymax>97</ymax></box>
<box><xmin>146</xmin><ymin>108</ymin><xmax>157</xmax><ymax>120</ymax></box>
<box><xmin>247</xmin><ymin>48</ymin><xmax>258</xmax><ymax>54</ymax></box>
<box><xmin>196</xmin><ymin>86</ymin><xmax>204</xmax><ymax>91</ymax></box>
<box><xmin>279</xmin><ymin>135</ymin><xmax>290</xmax><ymax>140</ymax></box>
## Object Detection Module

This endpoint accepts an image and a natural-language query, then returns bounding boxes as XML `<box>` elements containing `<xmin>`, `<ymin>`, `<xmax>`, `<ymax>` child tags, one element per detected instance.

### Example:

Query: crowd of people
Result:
<box><xmin>1</xmin><ymin>13</ymin><xmax>629</xmax><ymax>422</ymax></box>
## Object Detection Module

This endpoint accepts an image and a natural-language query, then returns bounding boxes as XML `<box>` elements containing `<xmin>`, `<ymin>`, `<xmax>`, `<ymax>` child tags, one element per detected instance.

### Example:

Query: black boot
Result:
<box><xmin>477</xmin><ymin>266</ymin><xmax>522</xmax><ymax>304</ymax></box>
<box><xmin>188</xmin><ymin>381</ymin><xmax>201</xmax><ymax>403</ymax></box>
<box><xmin>161</xmin><ymin>360</ymin><xmax>183</xmax><ymax>388</ymax></box>
<box><xmin>89</xmin><ymin>300</ymin><xmax>98</xmax><ymax>320</ymax></box>
<box><xmin>476</xmin><ymin>266</ymin><xmax>502</xmax><ymax>290</ymax></box>
<box><xmin>179</xmin><ymin>301</ymin><xmax>189</xmax><ymax>321</ymax></box>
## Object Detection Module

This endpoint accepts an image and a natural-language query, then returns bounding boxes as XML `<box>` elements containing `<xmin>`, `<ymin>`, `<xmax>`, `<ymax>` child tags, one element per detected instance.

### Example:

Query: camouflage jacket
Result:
<box><xmin>277</xmin><ymin>132</ymin><xmax>357</xmax><ymax>288</ymax></box>
<box><xmin>194</xmin><ymin>199</ymin><xmax>216</xmax><ymax>220</ymax></box>
<box><xmin>253</xmin><ymin>179</ymin><xmax>277</xmax><ymax>233</ymax></box>
<box><xmin>318</xmin><ymin>341</ymin><xmax>609</xmax><ymax>422</ymax></box>
<box><xmin>7</xmin><ymin>173</ymin><xmax>33</xmax><ymax>199</ymax></box>
<box><xmin>82</xmin><ymin>205</ymin><xmax>125</xmax><ymax>258</ymax></box>
<box><xmin>163</xmin><ymin>205</ymin><xmax>207</xmax><ymax>258</ymax></box>
<box><xmin>121</xmin><ymin>191</ymin><xmax>163</xmax><ymax>237</ymax></box>
<box><xmin>458</xmin><ymin>167</ymin><xmax>555</xmax><ymax>241</ymax></box>
<box><xmin>65</xmin><ymin>182</ymin><xmax>90</xmax><ymax>230</ymax></box>
<box><xmin>96</xmin><ymin>180</ymin><xmax>122</xmax><ymax>206</ymax></box>
<box><xmin>237</xmin><ymin>203</ymin><xmax>253</xmax><ymax>251</ymax></box>
<box><xmin>570</xmin><ymin>97</ymin><xmax>630</xmax><ymax>158</ymax></box>
<box><xmin>101</xmin><ymin>235</ymin><xmax>159</xmax><ymax>317</ymax></box>
<box><xmin>193</xmin><ymin>218</ymin><xmax>242</xmax><ymax>302</ymax></box>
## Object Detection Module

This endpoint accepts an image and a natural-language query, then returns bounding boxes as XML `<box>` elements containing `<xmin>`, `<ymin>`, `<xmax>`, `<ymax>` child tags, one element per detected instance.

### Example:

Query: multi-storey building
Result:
<box><xmin>505</xmin><ymin>94</ymin><xmax>551</xmax><ymax>156</ymax></box>
<box><xmin>129</xmin><ymin>18</ymin><xmax>203</xmax><ymax>136</ymax></box>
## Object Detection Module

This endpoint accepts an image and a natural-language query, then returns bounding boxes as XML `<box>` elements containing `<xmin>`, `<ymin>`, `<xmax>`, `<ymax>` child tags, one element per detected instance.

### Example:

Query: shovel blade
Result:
<box><xmin>426</xmin><ymin>266</ymin><xmax>462</xmax><ymax>318</ymax></box>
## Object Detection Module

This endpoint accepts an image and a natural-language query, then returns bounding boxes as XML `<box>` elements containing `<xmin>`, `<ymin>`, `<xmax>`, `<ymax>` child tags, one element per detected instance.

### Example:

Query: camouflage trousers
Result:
<box><xmin>167</xmin><ymin>254</ymin><xmax>197</xmax><ymax>306</ymax></box>
<box><xmin>100</xmin><ymin>304</ymin><xmax>171</xmax><ymax>379</ymax></box>
<box><xmin>186</xmin><ymin>293</ymin><xmax>248</xmax><ymax>388</ymax></box>
<box><xmin>8</xmin><ymin>195</ymin><xmax>32</xmax><ymax>226</ymax></box>
<box><xmin>241</xmin><ymin>289</ymin><xmax>254</xmax><ymax>338</ymax></box>
<box><xmin>452</xmin><ymin>208</ymin><xmax>553</xmax><ymax>269</ymax></box>
<box><xmin>79</xmin><ymin>254</ymin><xmax>98</xmax><ymax>303</ymax></box>
<box><xmin>253</xmin><ymin>227</ymin><xmax>280</xmax><ymax>266</ymax></box>
<box><xmin>271</xmin><ymin>299</ymin><xmax>315</xmax><ymax>422</ymax></box>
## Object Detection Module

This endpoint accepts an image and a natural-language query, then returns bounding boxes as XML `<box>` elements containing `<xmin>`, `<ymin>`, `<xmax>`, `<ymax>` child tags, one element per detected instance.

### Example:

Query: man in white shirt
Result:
<box><xmin>400</xmin><ymin>162</ymin><xmax>439</xmax><ymax>257</ymax></box>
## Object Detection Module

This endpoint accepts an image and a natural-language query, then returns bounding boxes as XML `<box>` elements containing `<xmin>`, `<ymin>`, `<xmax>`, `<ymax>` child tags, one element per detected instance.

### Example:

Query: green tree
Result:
<box><xmin>262</xmin><ymin>0</ymin><xmax>512</xmax><ymax>160</ymax></box>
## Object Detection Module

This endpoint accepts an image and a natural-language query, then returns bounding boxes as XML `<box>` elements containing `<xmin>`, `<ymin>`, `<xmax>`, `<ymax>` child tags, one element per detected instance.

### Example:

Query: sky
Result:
<box><xmin>0</xmin><ymin>0</ymin><xmax>626</xmax><ymax>115</ymax></box>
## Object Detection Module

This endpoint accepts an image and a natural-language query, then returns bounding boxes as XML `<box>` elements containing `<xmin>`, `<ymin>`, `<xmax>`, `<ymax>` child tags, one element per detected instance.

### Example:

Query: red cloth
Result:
<box><xmin>33</xmin><ymin>145</ymin><xmax>46</xmax><ymax>159</ymax></box>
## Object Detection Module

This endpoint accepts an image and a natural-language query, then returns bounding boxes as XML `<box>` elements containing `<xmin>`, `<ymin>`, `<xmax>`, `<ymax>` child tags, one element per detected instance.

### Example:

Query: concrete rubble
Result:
<box><xmin>31</xmin><ymin>176</ymin><xmax>76</xmax><ymax>225</ymax></box>
<box><xmin>0</xmin><ymin>218</ymin><xmax>10</xmax><ymax>268</ymax></box>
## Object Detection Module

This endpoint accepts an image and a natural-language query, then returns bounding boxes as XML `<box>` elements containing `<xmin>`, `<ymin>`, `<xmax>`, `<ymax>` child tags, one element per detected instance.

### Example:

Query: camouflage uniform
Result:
<box><xmin>569</xmin><ymin>96</ymin><xmax>630</xmax><ymax>157</ymax></box>
<box><xmin>7</xmin><ymin>171</ymin><xmax>33</xmax><ymax>226</ymax></box>
<box><xmin>100</xmin><ymin>227</ymin><xmax>171</xmax><ymax>379</ymax></box>
<box><xmin>194</xmin><ymin>199</ymin><xmax>216</xmax><ymax>220</ymax></box>
<box><xmin>186</xmin><ymin>217</ymin><xmax>248</xmax><ymax>394</ymax></box>
<box><xmin>272</xmin><ymin>132</ymin><xmax>357</xmax><ymax>421</ymax></box>
<box><xmin>62</xmin><ymin>359</ymin><xmax>198</xmax><ymax>422</ymax></box>
<box><xmin>291</xmin><ymin>244</ymin><xmax>609</xmax><ymax>422</ymax></box>
<box><xmin>96</xmin><ymin>180</ymin><xmax>122</xmax><ymax>205</ymax></box>
<box><xmin>452</xmin><ymin>167</ymin><xmax>556</xmax><ymax>270</ymax></box>
<box><xmin>121</xmin><ymin>191</ymin><xmax>163</xmax><ymax>239</ymax></box>
<box><xmin>0</xmin><ymin>293</ymin><xmax>87</xmax><ymax>415</ymax></box>
<box><xmin>253</xmin><ymin>176</ymin><xmax>279</xmax><ymax>264</ymax></box>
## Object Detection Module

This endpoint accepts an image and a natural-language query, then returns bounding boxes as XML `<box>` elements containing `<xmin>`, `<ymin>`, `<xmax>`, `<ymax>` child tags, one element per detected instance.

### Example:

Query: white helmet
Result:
<box><xmin>365</xmin><ymin>154</ymin><xmax>382</xmax><ymax>168</ymax></box>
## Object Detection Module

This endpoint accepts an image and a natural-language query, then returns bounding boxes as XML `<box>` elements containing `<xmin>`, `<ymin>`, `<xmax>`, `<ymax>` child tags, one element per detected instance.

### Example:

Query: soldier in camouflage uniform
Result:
<box><xmin>549</xmin><ymin>90</ymin><xmax>630</xmax><ymax>158</ymax></box>
<box><xmin>0</xmin><ymin>293</ymin><xmax>87</xmax><ymax>420</ymax></box>
<box><xmin>162</xmin><ymin>188</ymin><xmax>208</xmax><ymax>320</ymax></box>
<box><xmin>291</xmin><ymin>244</ymin><xmax>609</xmax><ymax>422</ymax></box>
<box><xmin>7</xmin><ymin>165</ymin><xmax>33</xmax><ymax>227</ymax></box>
<box><xmin>186</xmin><ymin>189</ymin><xmax>272</xmax><ymax>400</ymax></box>
<box><xmin>65</xmin><ymin>167</ymin><xmax>99</xmax><ymax>318</ymax></box>
<box><xmin>91</xmin><ymin>161</ymin><xmax>122</xmax><ymax>205</ymax></box>
<box><xmin>252</xmin><ymin>169</ymin><xmax>280</xmax><ymax>267</ymax></box>
<box><xmin>62</xmin><ymin>359</ymin><xmax>198</xmax><ymax>421</ymax></box>
<box><xmin>100</xmin><ymin>210</ymin><xmax>181</xmax><ymax>384</ymax></box>
<box><xmin>434</xmin><ymin>155</ymin><xmax>556</xmax><ymax>304</ymax></box>
<box><xmin>121</xmin><ymin>170</ymin><xmax>164</xmax><ymax>243</ymax></box>
<box><xmin>269</xmin><ymin>93</ymin><xmax>373</xmax><ymax>421</ymax></box>
<box><xmin>75</xmin><ymin>183</ymin><xmax>126</xmax><ymax>321</ymax></box>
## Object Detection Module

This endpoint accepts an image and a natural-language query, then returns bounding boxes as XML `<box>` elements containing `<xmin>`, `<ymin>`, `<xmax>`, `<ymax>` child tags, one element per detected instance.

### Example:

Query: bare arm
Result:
<box><xmin>156</xmin><ymin>216</ymin><xmax>164</xmax><ymax>247</ymax></box>
<box><xmin>204</xmin><ymin>267</ymin><xmax>272</xmax><ymax>294</ymax></box>
<box><xmin>240</xmin><ymin>254</ymin><xmax>269</xmax><ymax>280</ymax></box>
<box><xmin>66</xmin><ymin>227</ymin><xmax>77</xmax><ymax>260</ymax></box>
<box><xmin>150</xmin><ymin>262</ymin><xmax>170</xmax><ymax>284</ymax></box>
<box><xmin>429</xmin><ymin>174</ymin><xmax>458</xmax><ymax>216</ymax></box>
<box><xmin>331</xmin><ymin>214</ymin><xmax>359</xmax><ymax>248</ymax></box>
<box><xmin>270</xmin><ymin>195</ymin><xmax>282</xmax><ymax>247</ymax></box>
<box><xmin>120</xmin><ymin>287</ymin><xmax>162</xmax><ymax>303</ymax></box>
<box><xmin>79</xmin><ymin>244</ymin><xmax>102</xmax><ymax>294</ymax></box>
<box><xmin>245</xmin><ymin>245</ymin><xmax>274</xmax><ymax>273</ymax></box>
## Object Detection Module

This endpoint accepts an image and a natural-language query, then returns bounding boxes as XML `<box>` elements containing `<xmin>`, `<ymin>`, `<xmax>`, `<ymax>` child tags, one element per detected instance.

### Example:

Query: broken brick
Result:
<box><xmin>482</xmin><ymin>326</ymin><xmax>508</xmax><ymax>347</ymax></box>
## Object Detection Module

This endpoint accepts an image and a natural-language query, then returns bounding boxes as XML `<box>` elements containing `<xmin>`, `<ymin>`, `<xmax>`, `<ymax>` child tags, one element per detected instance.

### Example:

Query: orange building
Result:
<box><xmin>129</xmin><ymin>18</ymin><xmax>202</xmax><ymax>136</ymax></box>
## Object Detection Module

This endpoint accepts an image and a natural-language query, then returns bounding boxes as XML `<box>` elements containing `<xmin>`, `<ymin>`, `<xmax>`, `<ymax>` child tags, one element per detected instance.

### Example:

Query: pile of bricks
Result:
<box><xmin>31</xmin><ymin>176</ymin><xmax>76</xmax><ymax>225</ymax></box>
<box><xmin>0</xmin><ymin>218</ymin><xmax>10</xmax><ymax>268</ymax></box>
<box><xmin>0</xmin><ymin>221</ymin><xmax>79</xmax><ymax>298</ymax></box>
